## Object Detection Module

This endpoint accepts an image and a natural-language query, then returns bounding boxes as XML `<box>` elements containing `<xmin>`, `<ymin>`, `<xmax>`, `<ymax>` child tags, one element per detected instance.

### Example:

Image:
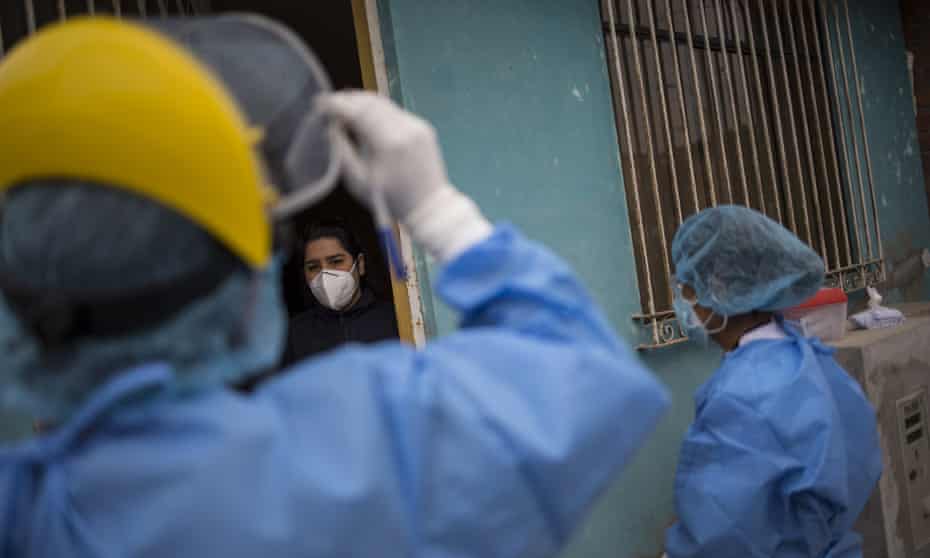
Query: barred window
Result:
<box><xmin>0</xmin><ymin>0</ymin><xmax>206</xmax><ymax>55</ymax></box>
<box><xmin>601</xmin><ymin>0</ymin><xmax>883</xmax><ymax>349</ymax></box>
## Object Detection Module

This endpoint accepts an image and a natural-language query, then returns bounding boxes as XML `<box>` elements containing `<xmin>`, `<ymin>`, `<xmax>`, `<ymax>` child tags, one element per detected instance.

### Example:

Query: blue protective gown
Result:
<box><xmin>0</xmin><ymin>226</ymin><xmax>668</xmax><ymax>558</ymax></box>
<box><xmin>666</xmin><ymin>322</ymin><xmax>882</xmax><ymax>558</ymax></box>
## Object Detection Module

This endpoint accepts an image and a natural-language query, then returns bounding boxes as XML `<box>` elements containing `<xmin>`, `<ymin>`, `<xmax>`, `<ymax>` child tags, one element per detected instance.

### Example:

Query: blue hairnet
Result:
<box><xmin>672</xmin><ymin>205</ymin><xmax>825</xmax><ymax>316</ymax></box>
<box><xmin>0</xmin><ymin>183</ymin><xmax>285</xmax><ymax>426</ymax></box>
<box><xmin>0</xmin><ymin>267</ymin><xmax>284</xmax><ymax>427</ymax></box>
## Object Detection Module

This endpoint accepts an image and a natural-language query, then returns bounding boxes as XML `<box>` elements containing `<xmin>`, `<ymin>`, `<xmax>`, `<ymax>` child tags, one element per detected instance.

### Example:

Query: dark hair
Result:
<box><xmin>300</xmin><ymin>219</ymin><xmax>363</xmax><ymax>258</ymax></box>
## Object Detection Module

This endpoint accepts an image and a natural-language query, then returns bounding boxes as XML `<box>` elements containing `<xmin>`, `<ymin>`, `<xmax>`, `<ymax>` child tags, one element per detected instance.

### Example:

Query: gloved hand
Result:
<box><xmin>318</xmin><ymin>91</ymin><xmax>446</xmax><ymax>221</ymax></box>
<box><xmin>318</xmin><ymin>91</ymin><xmax>491</xmax><ymax>263</ymax></box>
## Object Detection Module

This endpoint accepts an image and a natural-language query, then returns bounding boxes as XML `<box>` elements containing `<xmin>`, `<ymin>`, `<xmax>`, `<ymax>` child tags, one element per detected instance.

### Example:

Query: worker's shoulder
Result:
<box><xmin>713</xmin><ymin>338</ymin><xmax>808</xmax><ymax>408</ymax></box>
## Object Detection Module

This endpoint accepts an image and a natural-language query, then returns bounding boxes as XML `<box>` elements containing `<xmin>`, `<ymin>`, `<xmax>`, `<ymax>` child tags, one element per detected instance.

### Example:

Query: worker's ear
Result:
<box><xmin>357</xmin><ymin>253</ymin><xmax>366</xmax><ymax>277</ymax></box>
<box><xmin>681</xmin><ymin>284</ymin><xmax>697</xmax><ymax>300</ymax></box>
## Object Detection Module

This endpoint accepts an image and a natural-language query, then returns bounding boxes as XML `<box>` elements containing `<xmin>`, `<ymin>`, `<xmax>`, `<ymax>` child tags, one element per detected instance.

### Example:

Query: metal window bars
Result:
<box><xmin>0</xmin><ymin>0</ymin><xmax>213</xmax><ymax>131</ymax></box>
<box><xmin>3</xmin><ymin>0</ymin><xmax>201</xmax><ymax>56</ymax></box>
<box><xmin>25</xmin><ymin>0</ymin><xmax>37</xmax><ymax>34</ymax></box>
<box><xmin>602</xmin><ymin>0</ymin><xmax>884</xmax><ymax>350</ymax></box>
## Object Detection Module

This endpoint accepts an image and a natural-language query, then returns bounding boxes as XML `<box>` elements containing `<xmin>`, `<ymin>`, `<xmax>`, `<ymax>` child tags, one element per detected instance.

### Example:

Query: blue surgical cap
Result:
<box><xmin>672</xmin><ymin>205</ymin><xmax>825</xmax><ymax>316</ymax></box>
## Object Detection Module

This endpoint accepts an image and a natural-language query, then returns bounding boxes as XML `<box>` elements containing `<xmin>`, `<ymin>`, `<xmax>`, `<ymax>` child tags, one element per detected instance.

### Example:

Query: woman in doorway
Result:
<box><xmin>282</xmin><ymin>220</ymin><xmax>398</xmax><ymax>366</ymax></box>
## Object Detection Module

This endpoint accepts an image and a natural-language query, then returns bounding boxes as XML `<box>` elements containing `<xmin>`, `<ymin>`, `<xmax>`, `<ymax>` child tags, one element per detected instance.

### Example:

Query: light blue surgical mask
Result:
<box><xmin>673</xmin><ymin>285</ymin><xmax>728</xmax><ymax>346</ymax></box>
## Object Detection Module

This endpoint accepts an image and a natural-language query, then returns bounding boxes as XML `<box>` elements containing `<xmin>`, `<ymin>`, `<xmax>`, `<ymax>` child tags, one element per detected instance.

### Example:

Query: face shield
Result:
<box><xmin>0</xmin><ymin>16</ymin><xmax>331</xmax><ymax>407</ymax></box>
<box><xmin>0</xmin><ymin>14</ymin><xmax>402</xmax><ymax>354</ymax></box>
<box><xmin>149</xmin><ymin>14</ymin><xmax>344</xmax><ymax>220</ymax></box>
<box><xmin>151</xmin><ymin>14</ymin><xmax>405</xmax><ymax>277</ymax></box>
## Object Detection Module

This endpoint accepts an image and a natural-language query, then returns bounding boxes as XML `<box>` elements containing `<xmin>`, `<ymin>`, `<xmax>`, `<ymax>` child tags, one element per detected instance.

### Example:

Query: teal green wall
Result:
<box><xmin>839</xmin><ymin>0</ymin><xmax>930</xmax><ymax>301</ymax></box>
<box><xmin>376</xmin><ymin>2</ymin><xmax>717</xmax><ymax>556</ymax></box>
<box><xmin>377</xmin><ymin>0</ymin><xmax>930</xmax><ymax>556</ymax></box>
<box><xmin>376</xmin><ymin>0</ymin><xmax>645</xmax><ymax>340</ymax></box>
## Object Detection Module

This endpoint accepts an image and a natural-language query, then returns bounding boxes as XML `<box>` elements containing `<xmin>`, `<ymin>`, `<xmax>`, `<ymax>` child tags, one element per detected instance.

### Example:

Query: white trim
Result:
<box><xmin>24</xmin><ymin>0</ymin><xmax>36</xmax><ymax>34</ymax></box>
<box><xmin>738</xmin><ymin>321</ymin><xmax>786</xmax><ymax>348</ymax></box>
<box><xmin>364</xmin><ymin>0</ymin><xmax>391</xmax><ymax>95</ymax></box>
<box><xmin>363</xmin><ymin>0</ymin><xmax>428</xmax><ymax>347</ymax></box>
<box><xmin>398</xmin><ymin>224</ymin><xmax>427</xmax><ymax>347</ymax></box>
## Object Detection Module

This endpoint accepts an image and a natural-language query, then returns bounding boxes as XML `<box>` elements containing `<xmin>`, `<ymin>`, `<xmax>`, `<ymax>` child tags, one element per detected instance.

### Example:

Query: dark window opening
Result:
<box><xmin>1</xmin><ymin>1</ymin><xmax>400</xmax><ymax>353</ymax></box>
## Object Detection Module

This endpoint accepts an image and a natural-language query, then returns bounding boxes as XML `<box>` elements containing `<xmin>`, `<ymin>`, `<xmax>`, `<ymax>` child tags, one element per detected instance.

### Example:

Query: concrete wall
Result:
<box><xmin>376</xmin><ymin>0</ymin><xmax>930</xmax><ymax>556</ymax></box>
<box><xmin>833</xmin><ymin>304</ymin><xmax>930</xmax><ymax>558</ymax></box>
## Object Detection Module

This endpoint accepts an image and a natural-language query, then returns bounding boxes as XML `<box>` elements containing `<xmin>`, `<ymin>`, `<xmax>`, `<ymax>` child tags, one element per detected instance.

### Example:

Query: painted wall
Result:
<box><xmin>900</xmin><ymin>0</ymin><xmax>930</xmax><ymax>217</ymax></box>
<box><xmin>376</xmin><ymin>0</ymin><xmax>930</xmax><ymax>556</ymax></box>
<box><xmin>842</xmin><ymin>0</ymin><xmax>930</xmax><ymax>302</ymax></box>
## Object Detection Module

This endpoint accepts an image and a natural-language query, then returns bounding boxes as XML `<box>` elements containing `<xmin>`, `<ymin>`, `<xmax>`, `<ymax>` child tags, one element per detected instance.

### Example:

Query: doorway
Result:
<box><xmin>209</xmin><ymin>0</ymin><xmax>411</xmax><ymax>346</ymax></box>
<box><xmin>0</xmin><ymin>0</ymin><xmax>413</xmax><ymax>348</ymax></box>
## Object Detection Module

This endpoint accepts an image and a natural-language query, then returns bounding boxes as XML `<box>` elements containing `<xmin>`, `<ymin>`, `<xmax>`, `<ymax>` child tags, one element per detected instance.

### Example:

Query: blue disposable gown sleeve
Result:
<box><xmin>665</xmin><ymin>391</ymin><xmax>845</xmax><ymax>558</ymax></box>
<box><xmin>257</xmin><ymin>225</ymin><xmax>669</xmax><ymax>557</ymax></box>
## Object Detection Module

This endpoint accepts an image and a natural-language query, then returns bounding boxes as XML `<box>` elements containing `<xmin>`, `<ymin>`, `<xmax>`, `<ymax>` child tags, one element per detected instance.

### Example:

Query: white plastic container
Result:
<box><xmin>782</xmin><ymin>288</ymin><xmax>849</xmax><ymax>342</ymax></box>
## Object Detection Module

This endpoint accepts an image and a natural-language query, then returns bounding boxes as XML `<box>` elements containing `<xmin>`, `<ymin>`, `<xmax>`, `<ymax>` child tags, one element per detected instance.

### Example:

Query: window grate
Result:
<box><xmin>24</xmin><ymin>1</ymin><xmax>36</xmax><ymax>34</ymax></box>
<box><xmin>1</xmin><ymin>0</ymin><xmax>201</xmax><ymax>55</ymax></box>
<box><xmin>602</xmin><ymin>0</ymin><xmax>884</xmax><ymax>349</ymax></box>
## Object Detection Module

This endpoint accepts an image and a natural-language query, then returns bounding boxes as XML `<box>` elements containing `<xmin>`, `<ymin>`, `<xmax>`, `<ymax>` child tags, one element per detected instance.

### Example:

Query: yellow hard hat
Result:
<box><xmin>0</xmin><ymin>18</ymin><xmax>275</xmax><ymax>268</ymax></box>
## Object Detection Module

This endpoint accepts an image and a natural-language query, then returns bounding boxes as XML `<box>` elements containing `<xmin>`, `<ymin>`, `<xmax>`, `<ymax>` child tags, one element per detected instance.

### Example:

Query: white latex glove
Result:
<box><xmin>318</xmin><ymin>91</ymin><xmax>491</xmax><ymax>263</ymax></box>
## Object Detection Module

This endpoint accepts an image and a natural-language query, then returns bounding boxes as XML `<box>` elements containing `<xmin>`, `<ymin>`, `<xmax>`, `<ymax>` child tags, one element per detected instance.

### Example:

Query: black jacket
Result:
<box><xmin>281</xmin><ymin>287</ymin><xmax>398</xmax><ymax>367</ymax></box>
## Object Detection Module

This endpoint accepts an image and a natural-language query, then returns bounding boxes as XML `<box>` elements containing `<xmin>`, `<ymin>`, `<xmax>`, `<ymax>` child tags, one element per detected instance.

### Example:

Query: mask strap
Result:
<box><xmin>687</xmin><ymin>293</ymin><xmax>728</xmax><ymax>335</ymax></box>
<box><xmin>706</xmin><ymin>312</ymin><xmax>729</xmax><ymax>335</ymax></box>
<box><xmin>273</xmin><ymin>117</ymin><xmax>345</xmax><ymax>220</ymax></box>
<box><xmin>703</xmin><ymin>292</ymin><xmax>729</xmax><ymax>334</ymax></box>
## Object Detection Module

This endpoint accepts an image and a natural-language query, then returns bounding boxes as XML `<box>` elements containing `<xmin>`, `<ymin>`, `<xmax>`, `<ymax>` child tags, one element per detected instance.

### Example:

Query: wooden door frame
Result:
<box><xmin>351</xmin><ymin>0</ymin><xmax>427</xmax><ymax>347</ymax></box>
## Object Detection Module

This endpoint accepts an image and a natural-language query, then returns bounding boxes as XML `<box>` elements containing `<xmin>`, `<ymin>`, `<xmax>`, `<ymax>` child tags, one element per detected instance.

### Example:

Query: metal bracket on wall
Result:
<box><xmin>824</xmin><ymin>259</ymin><xmax>886</xmax><ymax>292</ymax></box>
<box><xmin>633</xmin><ymin>310</ymin><xmax>689</xmax><ymax>351</ymax></box>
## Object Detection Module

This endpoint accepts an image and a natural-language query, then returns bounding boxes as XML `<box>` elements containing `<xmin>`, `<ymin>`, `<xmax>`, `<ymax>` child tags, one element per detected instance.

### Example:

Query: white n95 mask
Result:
<box><xmin>309</xmin><ymin>262</ymin><xmax>358</xmax><ymax>311</ymax></box>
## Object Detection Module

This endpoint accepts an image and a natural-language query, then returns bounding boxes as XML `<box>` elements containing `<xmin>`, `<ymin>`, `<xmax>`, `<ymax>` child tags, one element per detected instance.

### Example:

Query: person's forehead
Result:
<box><xmin>305</xmin><ymin>237</ymin><xmax>349</xmax><ymax>259</ymax></box>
